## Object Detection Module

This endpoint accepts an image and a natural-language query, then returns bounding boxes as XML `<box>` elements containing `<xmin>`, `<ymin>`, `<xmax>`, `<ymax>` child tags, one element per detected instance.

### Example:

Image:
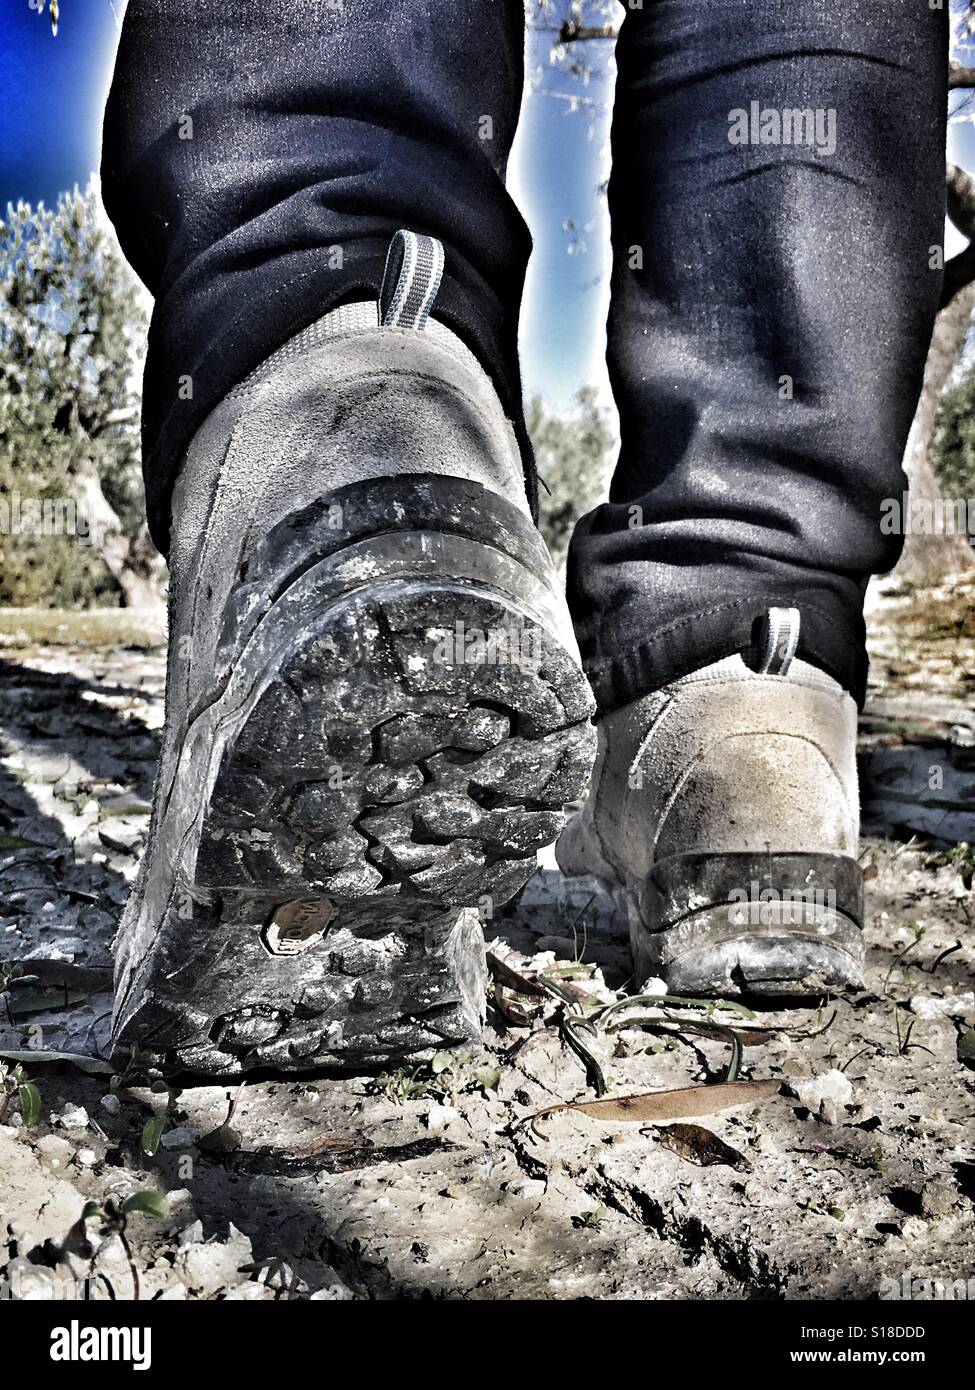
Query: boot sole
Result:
<box><xmin>629</xmin><ymin>850</ymin><xmax>865</xmax><ymax>997</ymax></box>
<box><xmin>112</xmin><ymin>477</ymin><xmax>596</xmax><ymax>1074</ymax></box>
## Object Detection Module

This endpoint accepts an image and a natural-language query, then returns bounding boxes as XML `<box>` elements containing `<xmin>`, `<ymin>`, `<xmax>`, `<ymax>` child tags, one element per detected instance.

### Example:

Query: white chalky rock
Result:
<box><xmin>425</xmin><ymin>1104</ymin><xmax>459</xmax><ymax>1132</ymax></box>
<box><xmin>910</xmin><ymin>993</ymin><xmax>975</xmax><ymax>1021</ymax></box>
<box><xmin>793</xmin><ymin>1069</ymin><xmax>854</xmax><ymax>1120</ymax></box>
<box><xmin>75</xmin><ymin>1148</ymin><xmax>97</xmax><ymax>1167</ymax></box>
<box><xmin>35</xmin><ymin>1134</ymin><xmax>73</xmax><ymax>1169</ymax></box>
<box><xmin>2</xmin><ymin>1258</ymin><xmax>62</xmax><ymax>1300</ymax></box>
<box><xmin>173</xmin><ymin>1223</ymin><xmax>253</xmax><ymax>1295</ymax></box>
<box><xmin>99</xmin><ymin>1094</ymin><xmax>122</xmax><ymax>1116</ymax></box>
<box><xmin>96</xmin><ymin>1234</ymin><xmax>130</xmax><ymax>1267</ymax></box>
<box><xmin>50</xmin><ymin>1103</ymin><xmax>89</xmax><ymax>1132</ymax></box>
<box><xmin>309</xmin><ymin>1270</ymin><xmax>355</xmax><ymax>1300</ymax></box>
<box><xmin>505</xmin><ymin>1177</ymin><xmax>546</xmax><ymax>1199</ymax></box>
<box><xmin>178</xmin><ymin>1219</ymin><xmax>204</xmax><ymax>1247</ymax></box>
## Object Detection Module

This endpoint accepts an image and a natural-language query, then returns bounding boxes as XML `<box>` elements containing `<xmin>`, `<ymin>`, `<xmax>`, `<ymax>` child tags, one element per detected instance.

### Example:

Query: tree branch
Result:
<box><xmin>941</xmin><ymin>163</ymin><xmax>975</xmax><ymax>309</ymax></box>
<box><xmin>529</xmin><ymin>20</ymin><xmax>619</xmax><ymax>43</ymax></box>
<box><xmin>949</xmin><ymin>61</ymin><xmax>975</xmax><ymax>90</ymax></box>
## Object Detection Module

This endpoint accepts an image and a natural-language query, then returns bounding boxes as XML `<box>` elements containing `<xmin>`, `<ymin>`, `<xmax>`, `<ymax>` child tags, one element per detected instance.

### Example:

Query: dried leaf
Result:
<box><xmin>531</xmin><ymin>1079</ymin><xmax>779</xmax><ymax>1137</ymax></box>
<box><xmin>654</xmin><ymin>1122</ymin><xmax>750</xmax><ymax>1171</ymax></box>
<box><xmin>0</xmin><ymin>1048</ymin><xmax>113</xmax><ymax>1075</ymax></box>
<box><xmin>486</xmin><ymin>952</ymin><xmax>548</xmax><ymax>999</ymax></box>
<box><xmin>491</xmin><ymin>984</ymin><xmax>536</xmax><ymax>1026</ymax></box>
<box><xmin>197</xmin><ymin>1123</ymin><xmax>242</xmax><ymax>1155</ymax></box>
<box><xmin>6</xmin><ymin>988</ymin><xmax>95</xmax><ymax>1018</ymax></box>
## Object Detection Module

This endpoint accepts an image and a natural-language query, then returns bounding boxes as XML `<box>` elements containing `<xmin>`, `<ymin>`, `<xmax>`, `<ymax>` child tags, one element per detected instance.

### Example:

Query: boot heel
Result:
<box><xmin>631</xmin><ymin>850</ymin><xmax>865</xmax><ymax>996</ymax></box>
<box><xmin>112</xmin><ymin>474</ymin><xmax>595</xmax><ymax>1073</ymax></box>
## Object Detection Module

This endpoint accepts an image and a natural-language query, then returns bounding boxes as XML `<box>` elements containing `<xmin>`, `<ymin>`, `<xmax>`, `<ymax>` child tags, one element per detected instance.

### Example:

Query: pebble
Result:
<box><xmin>160</xmin><ymin>1126</ymin><xmax>197</xmax><ymax>1150</ymax></box>
<box><xmin>173</xmin><ymin>1224</ymin><xmax>253</xmax><ymax>1295</ymax></box>
<box><xmin>309</xmin><ymin>1275</ymin><xmax>355</xmax><ymax>1301</ymax></box>
<box><xmin>35</xmin><ymin>1134</ymin><xmax>73</xmax><ymax>1168</ymax></box>
<box><xmin>921</xmin><ymin>1179</ymin><xmax>957</xmax><ymax>1220</ymax></box>
<box><xmin>178</xmin><ymin>1220</ymin><xmax>204</xmax><ymax>1247</ymax></box>
<box><xmin>505</xmin><ymin>1177</ymin><xmax>546</xmax><ymax>1199</ymax></box>
<box><xmin>793</xmin><ymin>1070</ymin><xmax>854</xmax><ymax>1123</ymax></box>
<box><xmin>910</xmin><ymin>992</ymin><xmax>974</xmax><ymax>1021</ymax></box>
<box><xmin>50</xmin><ymin>1103</ymin><xmax>90</xmax><ymax>1133</ymax></box>
<box><xmin>425</xmin><ymin>1104</ymin><xmax>459</xmax><ymax>1132</ymax></box>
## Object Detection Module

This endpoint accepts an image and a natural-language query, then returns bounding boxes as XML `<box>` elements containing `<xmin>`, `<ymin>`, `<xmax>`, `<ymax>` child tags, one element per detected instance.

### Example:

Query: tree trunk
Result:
<box><xmin>894</xmin><ymin>283</ymin><xmax>975</xmax><ymax>584</ymax></box>
<box><xmin>72</xmin><ymin>462</ymin><xmax>165</xmax><ymax>610</ymax></box>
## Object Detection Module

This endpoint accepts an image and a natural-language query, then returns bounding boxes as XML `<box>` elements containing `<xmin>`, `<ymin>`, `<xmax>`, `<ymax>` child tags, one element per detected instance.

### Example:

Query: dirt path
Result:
<box><xmin>1</xmin><ymin>584</ymin><xmax>973</xmax><ymax>1301</ymax></box>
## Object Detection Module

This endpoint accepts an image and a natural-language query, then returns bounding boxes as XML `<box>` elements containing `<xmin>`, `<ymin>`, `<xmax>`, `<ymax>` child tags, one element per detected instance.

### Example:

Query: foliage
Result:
<box><xmin>0</xmin><ymin>182</ymin><xmax>150</xmax><ymax>606</ymax></box>
<box><xmin>930</xmin><ymin>363</ymin><xmax>975</xmax><ymax>523</ymax></box>
<box><xmin>0</xmin><ymin>1059</ymin><xmax>41</xmax><ymax>1127</ymax></box>
<box><xmin>528</xmin><ymin>386</ymin><xmax>615</xmax><ymax>571</ymax></box>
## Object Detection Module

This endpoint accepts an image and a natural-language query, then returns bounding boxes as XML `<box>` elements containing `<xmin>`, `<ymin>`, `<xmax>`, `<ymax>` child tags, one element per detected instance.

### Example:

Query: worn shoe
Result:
<box><xmin>113</xmin><ymin>232</ymin><xmax>596</xmax><ymax>1074</ymax></box>
<box><xmin>557</xmin><ymin>609</ymin><xmax>864</xmax><ymax>996</ymax></box>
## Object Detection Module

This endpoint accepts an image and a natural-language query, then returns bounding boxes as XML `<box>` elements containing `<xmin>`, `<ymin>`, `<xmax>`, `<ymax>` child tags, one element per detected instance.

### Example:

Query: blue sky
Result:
<box><xmin>4</xmin><ymin>2</ymin><xmax>974</xmax><ymax>410</ymax></box>
<box><xmin>0</xmin><ymin>0</ymin><xmax>613</xmax><ymax>411</ymax></box>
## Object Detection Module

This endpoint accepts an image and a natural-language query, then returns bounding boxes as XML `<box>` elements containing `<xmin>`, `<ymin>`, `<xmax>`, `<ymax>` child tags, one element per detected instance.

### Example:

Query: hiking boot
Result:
<box><xmin>557</xmin><ymin>609</ymin><xmax>864</xmax><ymax>996</ymax></box>
<box><xmin>112</xmin><ymin>232</ymin><xmax>596</xmax><ymax>1074</ymax></box>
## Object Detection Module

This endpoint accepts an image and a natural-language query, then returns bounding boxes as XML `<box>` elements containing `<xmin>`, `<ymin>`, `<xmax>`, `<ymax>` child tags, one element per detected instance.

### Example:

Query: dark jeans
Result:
<box><xmin>102</xmin><ymin>0</ymin><xmax>947</xmax><ymax>715</ymax></box>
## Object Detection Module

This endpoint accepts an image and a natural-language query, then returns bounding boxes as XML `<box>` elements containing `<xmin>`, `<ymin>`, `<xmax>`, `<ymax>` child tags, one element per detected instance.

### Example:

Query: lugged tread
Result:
<box><xmin>195</xmin><ymin>585</ymin><xmax>594</xmax><ymax>909</ymax></box>
<box><xmin>112</xmin><ymin>480</ymin><xmax>596</xmax><ymax>1077</ymax></box>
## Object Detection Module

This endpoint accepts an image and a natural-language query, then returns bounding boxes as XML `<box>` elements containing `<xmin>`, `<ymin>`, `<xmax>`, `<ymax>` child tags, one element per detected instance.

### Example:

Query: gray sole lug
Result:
<box><xmin>113</xmin><ymin>570</ymin><xmax>595</xmax><ymax>1075</ymax></box>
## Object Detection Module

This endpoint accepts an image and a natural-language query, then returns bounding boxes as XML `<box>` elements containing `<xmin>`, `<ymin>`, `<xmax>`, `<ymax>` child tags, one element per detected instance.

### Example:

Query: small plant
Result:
<box><xmin>828</xmin><ymin>1143</ymin><xmax>885</xmax><ymax>1173</ymax></box>
<box><xmin>0</xmin><ymin>962</ymin><xmax>36</xmax><ymax>992</ymax></box>
<box><xmin>239</xmin><ymin>1257</ymin><xmax>302</xmax><ymax>1298</ymax></box>
<box><xmin>109</xmin><ymin>1040</ymin><xmax>152</xmax><ymax>1092</ymax></box>
<box><xmin>0</xmin><ymin>1060</ymin><xmax>41</xmax><ymax>1126</ymax></box>
<box><xmin>573</xmin><ymin>1206</ymin><xmax>606</xmax><ymax>1231</ymax></box>
<box><xmin>369</xmin><ymin>1050</ymin><xmax>479</xmax><ymax>1105</ymax></box>
<box><xmin>797</xmin><ymin>1197</ymin><xmax>845</xmax><ymax>1221</ymax></box>
<box><xmin>894</xmin><ymin>1007</ymin><xmax>935</xmax><ymax>1058</ymax></box>
<box><xmin>141</xmin><ymin>1080</ymin><xmax>183</xmax><ymax>1156</ymax></box>
<box><xmin>71</xmin><ymin>1191</ymin><xmax>169</xmax><ymax>1301</ymax></box>
<box><xmin>948</xmin><ymin>842</ymin><xmax>975</xmax><ymax>891</ymax></box>
<box><xmin>369</xmin><ymin>1066</ymin><xmax>437</xmax><ymax>1106</ymax></box>
<box><xmin>884</xmin><ymin>920</ymin><xmax>926</xmax><ymax>996</ymax></box>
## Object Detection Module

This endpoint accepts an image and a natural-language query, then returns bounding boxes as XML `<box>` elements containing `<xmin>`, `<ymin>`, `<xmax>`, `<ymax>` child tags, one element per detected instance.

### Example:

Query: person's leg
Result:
<box><xmin>102</xmin><ymin>0</ymin><xmax>537</xmax><ymax>552</ymax></box>
<box><xmin>569</xmin><ymin>0</ymin><xmax>947</xmax><ymax>711</ymax></box>
<box><xmin>560</xmin><ymin>0</ymin><xmax>947</xmax><ymax>995</ymax></box>
<box><xmin>104</xmin><ymin>1</ymin><xmax>596</xmax><ymax>1073</ymax></box>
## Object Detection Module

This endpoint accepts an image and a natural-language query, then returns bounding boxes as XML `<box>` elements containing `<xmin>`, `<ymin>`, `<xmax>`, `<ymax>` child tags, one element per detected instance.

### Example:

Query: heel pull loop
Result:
<box><xmin>755</xmin><ymin>606</ymin><xmax>800</xmax><ymax>675</ymax></box>
<box><xmin>379</xmin><ymin>230</ymin><xmax>445</xmax><ymax>331</ymax></box>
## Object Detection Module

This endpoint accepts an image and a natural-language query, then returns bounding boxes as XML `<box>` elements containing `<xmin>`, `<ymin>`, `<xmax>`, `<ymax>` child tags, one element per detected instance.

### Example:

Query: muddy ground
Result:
<box><xmin>1</xmin><ymin>576</ymin><xmax>973</xmax><ymax>1301</ymax></box>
